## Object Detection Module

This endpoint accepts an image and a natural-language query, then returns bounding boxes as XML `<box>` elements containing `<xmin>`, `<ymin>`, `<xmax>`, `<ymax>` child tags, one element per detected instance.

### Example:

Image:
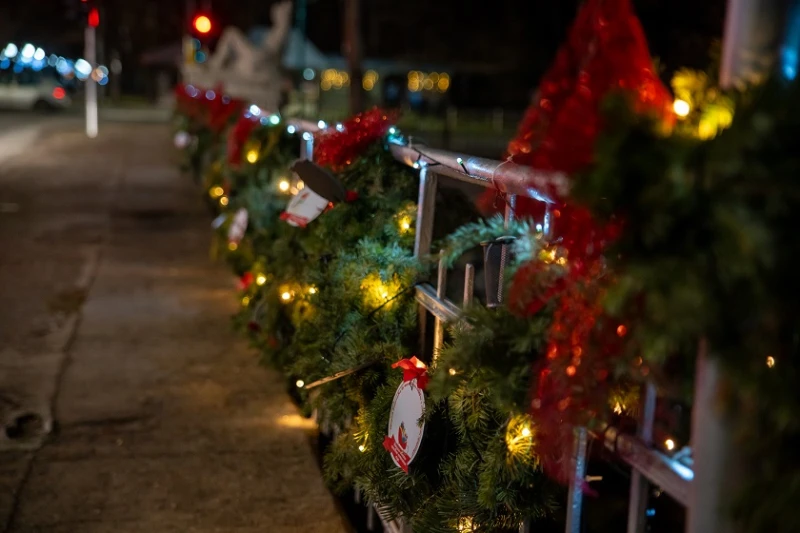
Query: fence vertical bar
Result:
<box><xmin>432</xmin><ymin>250</ymin><xmax>447</xmax><ymax>362</ymax></box>
<box><xmin>463</xmin><ymin>263</ymin><xmax>474</xmax><ymax>307</ymax></box>
<box><xmin>414</xmin><ymin>166</ymin><xmax>437</xmax><ymax>356</ymax></box>
<box><xmin>565</xmin><ymin>427</ymin><xmax>588</xmax><ymax>533</ymax></box>
<box><xmin>626</xmin><ymin>381</ymin><xmax>657</xmax><ymax>533</ymax></box>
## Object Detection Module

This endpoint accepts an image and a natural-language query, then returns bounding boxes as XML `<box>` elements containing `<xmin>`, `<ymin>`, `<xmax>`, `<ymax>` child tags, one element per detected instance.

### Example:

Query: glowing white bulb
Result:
<box><xmin>317</xmin><ymin>120</ymin><xmax>327</xmax><ymax>129</ymax></box>
<box><xmin>281</xmin><ymin>291</ymin><xmax>292</xmax><ymax>301</ymax></box>
<box><xmin>287</xmin><ymin>125</ymin><xmax>296</xmax><ymax>134</ymax></box>
<box><xmin>335</xmin><ymin>123</ymin><xmax>344</xmax><ymax>132</ymax></box>
<box><xmin>448</xmin><ymin>368</ymin><xmax>457</xmax><ymax>376</ymax></box>
<box><xmin>296</xmin><ymin>380</ymin><xmax>305</xmax><ymax>388</ymax></box>
<box><xmin>673</xmin><ymin>99</ymin><xmax>690</xmax><ymax>118</ymax></box>
<box><xmin>388</xmin><ymin>127</ymin><xmax>397</xmax><ymax>135</ymax></box>
<box><xmin>308</xmin><ymin>287</ymin><xmax>317</xmax><ymax>294</ymax></box>
<box><xmin>358</xmin><ymin>444</ymin><xmax>366</xmax><ymax>452</ymax></box>
<box><xmin>20</xmin><ymin>43</ymin><xmax>35</xmax><ymax>59</ymax></box>
<box><xmin>269</xmin><ymin>114</ymin><xmax>280</xmax><ymax>125</ymax></box>
<box><xmin>521</xmin><ymin>427</ymin><xmax>531</xmax><ymax>438</ymax></box>
<box><xmin>33</xmin><ymin>47</ymin><xmax>45</xmax><ymax>61</ymax></box>
<box><xmin>3</xmin><ymin>43</ymin><xmax>18</xmax><ymax>58</ymax></box>
<box><xmin>665</xmin><ymin>438</ymin><xmax>676</xmax><ymax>451</ymax></box>
<box><xmin>249</xmin><ymin>104</ymin><xmax>261</xmax><ymax>116</ymax></box>
<box><xmin>256</xmin><ymin>275</ymin><xmax>267</xmax><ymax>286</ymax></box>
<box><xmin>278</xmin><ymin>179</ymin><xmax>290</xmax><ymax>192</ymax></box>
<box><xmin>302</xmin><ymin>132</ymin><xmax>313</xmax><ymax>141</ymax></box>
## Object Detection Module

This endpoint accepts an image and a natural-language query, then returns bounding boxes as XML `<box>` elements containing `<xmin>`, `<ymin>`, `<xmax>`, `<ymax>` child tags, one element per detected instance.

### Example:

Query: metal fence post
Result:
<box><xmin>565</xmin><ymin>427</ymin><xmax>588</xmax><ymax>533</ymax></box>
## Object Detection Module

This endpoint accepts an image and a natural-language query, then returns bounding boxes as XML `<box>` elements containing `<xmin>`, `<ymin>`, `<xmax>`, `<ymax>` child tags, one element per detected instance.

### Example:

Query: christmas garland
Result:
<box><xmin>172</xmin><ymin>0</ymin><xmax>800</xmax><ymax>529</ymax></box>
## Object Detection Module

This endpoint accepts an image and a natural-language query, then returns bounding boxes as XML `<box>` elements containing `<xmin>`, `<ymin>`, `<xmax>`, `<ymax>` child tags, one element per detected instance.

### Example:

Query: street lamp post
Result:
<box><xmin>85</xmin><ymin>7</ymin><xmax>99</xmax><ymax>139</ymax></box>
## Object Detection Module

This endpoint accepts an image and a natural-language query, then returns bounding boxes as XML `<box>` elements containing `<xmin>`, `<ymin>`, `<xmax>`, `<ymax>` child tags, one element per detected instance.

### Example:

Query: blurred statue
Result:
<box><xmin>183</xmin><ymin>0</ymin><xmax>293</xmax><ymax>111</ymax></box>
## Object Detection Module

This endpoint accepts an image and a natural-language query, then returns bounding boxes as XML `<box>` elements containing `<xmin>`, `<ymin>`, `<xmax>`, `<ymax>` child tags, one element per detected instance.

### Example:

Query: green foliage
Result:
<box><xmin>574</xmin><ymin>80</ymin><xmax>800</xmax><ymax>533</ymax></box>
<box><xmin>183</xmin><ymin>113</ymin><xmax>560</xmax><ymax>532</ymax></box>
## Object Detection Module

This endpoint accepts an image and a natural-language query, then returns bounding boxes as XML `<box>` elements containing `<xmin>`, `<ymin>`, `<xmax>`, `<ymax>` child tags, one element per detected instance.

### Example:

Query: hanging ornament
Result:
<box><xmin>174</xmin><ymin>131</ymin><xmax>192</xmax><ymax>149</ymax></box>
<box><xmin>382</xmin><ymin>357</ymin><xmax>428</xmax><ymax>474</ymax></box>
<box><xmin>280</xmin><ymin>160</ymin><xmax>351</xmax><ymax>228</ymax></box>
<box><xmin>228</xmin><ymin>208</ymin><xmax>249</xmax><ymax>244</ymax></box>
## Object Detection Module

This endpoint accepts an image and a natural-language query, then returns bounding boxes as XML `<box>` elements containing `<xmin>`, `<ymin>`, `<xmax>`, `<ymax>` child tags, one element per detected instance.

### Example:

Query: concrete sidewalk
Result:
<box><xmin>0</xmin><ymin>125</ymin><xmax>347</xmax><ymax>533</ymax></box>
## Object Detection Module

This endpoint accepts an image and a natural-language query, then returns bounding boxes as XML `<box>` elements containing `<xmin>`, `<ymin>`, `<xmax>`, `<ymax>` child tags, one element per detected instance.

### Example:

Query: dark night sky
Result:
<box><xmin>1</xmin><ymin>0</ymin><xmax>727</xmax><ymax>104</ymax></box>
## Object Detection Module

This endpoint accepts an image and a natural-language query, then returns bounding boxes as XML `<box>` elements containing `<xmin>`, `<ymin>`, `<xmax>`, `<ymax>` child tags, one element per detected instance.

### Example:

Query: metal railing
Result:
<box><xmin>286</xmin><ymin>119</ymin><xmax>697</xmax><ymax>533</ymax></box>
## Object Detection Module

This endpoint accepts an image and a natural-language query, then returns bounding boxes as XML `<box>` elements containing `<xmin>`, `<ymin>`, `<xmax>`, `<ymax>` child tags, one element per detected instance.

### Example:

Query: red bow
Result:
<box><xmin>392</xmin><ymin>357</ymin><xmax>429</xmax><ymax>390</ymax></box>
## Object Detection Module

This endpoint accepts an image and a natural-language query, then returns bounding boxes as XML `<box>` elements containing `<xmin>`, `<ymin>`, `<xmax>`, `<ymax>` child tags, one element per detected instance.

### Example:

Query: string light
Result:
<box><xmin>296</xmin><ymin>379</ymin><xmax>305</xmax><ymax>388</ymax></box>
<box><xmin>281</xmin><ymin>291</ymin><xmax>293</xmax><ymax>302</ymax></box>
<box><xmin>256</xmin><ymin>274</ymin><xmax>267</xmax><ymax>286</ymax></box>
<box><xmin>228</xmin><ymin>242</ymin><xmax>238</xmax><ymax>251</ymax></box>
<box><xmin>219</xmin><ymin>196</ymin><xmax>229</xmax><ymax>206</ymax></box>
<box><xmin>241</xmin><ymin>296</ymin><xmax>250</xmax><ymax>306</ymax></box>
<box><xmin>457</xmin><ymin>517</ymin><xmax>474</xmax><ymax>532</ymax></box>
<box><xmin>399</xmin><ymin>216</ymin><xmax>412</xmax><ymax>233</ymax></box>
<box><xmin>505</xmin><ymin>415</ymin><xmax>535</xmax><ymax>457</ymax></box>
<box><xmin>210</xmin><ymin>186</ymin><xmax>224</xmax><ymax>198</ymax></box>
<box><xmin>278</xmin><ymin>179</ymin><xmax>290</xmax><ymax>192</ymax></box>
<box><xmin>673</xmin><ymin>99</ymin><xmax>691</xmax><ymax>118</ymax></box>
<box><xmin>360</xmin><ymin>273</ymin><xmax>401</xmax><ymax>309</ymax></box>
<box><xmin>766</xmin><ymin>356</ymin><xmax>775</xmax><ymax>368</ymax></box>
<box><xmin>613</xmin><ymin>402</ymin><xmax>623</xmax><ymax>414</ymax></box>
<box><xmin>358</xmin><ymin>444</ymin><xmax>366</xmax><ymax>452</ymax></box>
<box><xmin>665</xmin><ymin>438</ymin><xmax>676</xmax><ymax>451</ymax></box>
<box><xmin>246</xmin><ymin>149</ymin><xmax>259</xmax><ymax>163</ymax></box>
<box><xmin>308</xmin><ymin>286</ymin><xmax>318</xmax><ymax>295</ymax></box>
<box><xmin>449</xmin><ymin>368</ymin><xmax>457</xmax><ymax>376</ymax></box>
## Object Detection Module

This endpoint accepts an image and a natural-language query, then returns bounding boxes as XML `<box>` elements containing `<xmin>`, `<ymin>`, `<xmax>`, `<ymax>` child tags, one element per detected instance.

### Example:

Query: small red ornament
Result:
<box><xmin>239</xmin><ymin>272</ymin><xmax>255</xmax><ymax>291</ymax></box>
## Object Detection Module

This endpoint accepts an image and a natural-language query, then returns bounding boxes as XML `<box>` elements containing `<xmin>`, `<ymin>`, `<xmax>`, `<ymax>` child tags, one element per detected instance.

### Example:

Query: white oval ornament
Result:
<box><xmin>174</xmin><ymin>130</ymin><xmax>191</xmax><ymax>149</ymax></box>
<box><xmin>228</xmin><ymin>208</ymin><xmax>249</xmax><ymax>244</ymax></box>
<box><xmin>384</xmin><ymin>379</ymin><xmax>426</xmax><ymax>473</ymax></box>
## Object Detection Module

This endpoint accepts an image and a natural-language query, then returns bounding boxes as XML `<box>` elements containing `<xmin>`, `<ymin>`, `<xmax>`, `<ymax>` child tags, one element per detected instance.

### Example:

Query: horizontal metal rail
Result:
<box><xmin>388</xmin><ymin>140</ymin><xmax>567</xmax><ymax>202</ymax></box>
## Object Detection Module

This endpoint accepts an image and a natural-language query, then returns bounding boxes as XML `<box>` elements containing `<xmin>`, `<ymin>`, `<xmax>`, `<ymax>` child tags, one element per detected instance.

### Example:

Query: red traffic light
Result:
<box><xmin>193</xmin><ymin>15</ymin><xmax>212</xmax><ymax>34</ymax></box>
<box><xmin>88</xmin><ymin>7</ymin><xmax>100</xmax><ymax>27</ymax></box>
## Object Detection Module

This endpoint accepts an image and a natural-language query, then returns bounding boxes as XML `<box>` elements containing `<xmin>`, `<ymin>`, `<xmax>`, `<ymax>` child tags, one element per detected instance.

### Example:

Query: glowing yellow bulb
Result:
<box><xmin>358</xmin><ymin>444</ymin><xmax>366</xmax><ymax>452</ymax></box>
<box><xmin>228</xmin><ymin>242</ymin><xmax>238</xmax><ymax>251</ymax></box>
<box><xmin>613</xmin><ymin>402</ymin><xmax>623</xmax><ymax>414</ymax></box>
<box><xmin>296</xmin><ymin>379</ymin><xmax>305</xmax><ymax>388</ymax></box>
<box><xmin>673</xmin><ymin>99</ymin><xmax>691</xmax><ymax>118</ymax></box>
<box><xmin>448</xmin><ymin>368</ymin><xmax>457</xmax><ymax>376</ymax></box>
<box><xmin>210</xmin><ymin>186</ymin><xmax>224</xmax><ymax>198</ymax></box>
<box><xmin>281</xmin><ymin>291</ymin><xmax>292</xmax><ymax>301</ymax></box>
<box><xmin>380</xmin><ymin>291</ymin><xmax>389</xmax><ymax>300</ymax></box>
<box><xmin>246</xmin><ymin>150</ymin><xmax>259</xmax><ymax>163</ymax></box>
<box><xmin>256</xmin><ymin>274</ymin><xmax>267</xmax><ymax>286</ymax></box>
<box><xmin>521</xmin><ymin>426</ymin><xmax>531</xmax><ymax>438</ymax></box>
<box><xmin>297</xmin><ymin>181</ymin><xmax>304</xmax><ymax>190</ymax></box>
<box><xmin>278</xmin><ymin>179</ymin><xmax>290</xmax><ymax>192</ymax></box>
<box><xmin>308</xmin><ymin>286</ymin><xmax>317</xmax><ymax>295</ymax></box>
<box><xmin>766</xmin><ymin>356</ymin><xmax>775</xmax><ymax>368</ymax></box>
<box><xmin>665</xmin><ymin>438</ymin><xmax>676</xmax><ymax>451</ymax></box>
<box><xmin>219</xmin><ymin>196</ymin><xmax>229</xmax><ymax>206</ymax></box>
<box><xmin>241</xmin><ymin>296</ymin><xmax>250</xmax><ymax>306</ymax></box>
<box><xmin>556</xmin><ymin>256</ymin><xmax>567</xmax><ymax>266</ymax></box>
<box><xmin>398</xmin><ymin>215</ymin><xmax>412</xmax><ymax>233</ymax></box>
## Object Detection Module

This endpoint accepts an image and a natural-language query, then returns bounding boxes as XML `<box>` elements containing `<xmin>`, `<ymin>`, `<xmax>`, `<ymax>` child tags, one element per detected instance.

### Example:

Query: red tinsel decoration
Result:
<box><xmin>478</xmin><ymin>0</ymin><xmax>674</xmax><ymax>216</ymax></box>
<box><xmin>174</xmin><ymin>84</ymin><xmax>245</xmax><ymax>135</ymax></box>
<box><xmin>314</xmin><ymin>108</ymin><xmax>399</xmax><ymax>170</ymax></box>
<box><xmin>227</xmin><ymin>112</ymin><xmax>260</xmax><ymax>167</ymax></box>
<box><xmin>499</xmin><ymin>0</ymin><xmax>673</xmax><ymax>484</ymax></box>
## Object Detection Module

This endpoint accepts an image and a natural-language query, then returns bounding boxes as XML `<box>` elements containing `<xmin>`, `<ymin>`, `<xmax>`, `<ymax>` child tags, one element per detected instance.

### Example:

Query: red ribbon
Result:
<box><xmin>392</xmin><ymin>357</ymin><xmax>429</xmax><ymax>390</ymax></box>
